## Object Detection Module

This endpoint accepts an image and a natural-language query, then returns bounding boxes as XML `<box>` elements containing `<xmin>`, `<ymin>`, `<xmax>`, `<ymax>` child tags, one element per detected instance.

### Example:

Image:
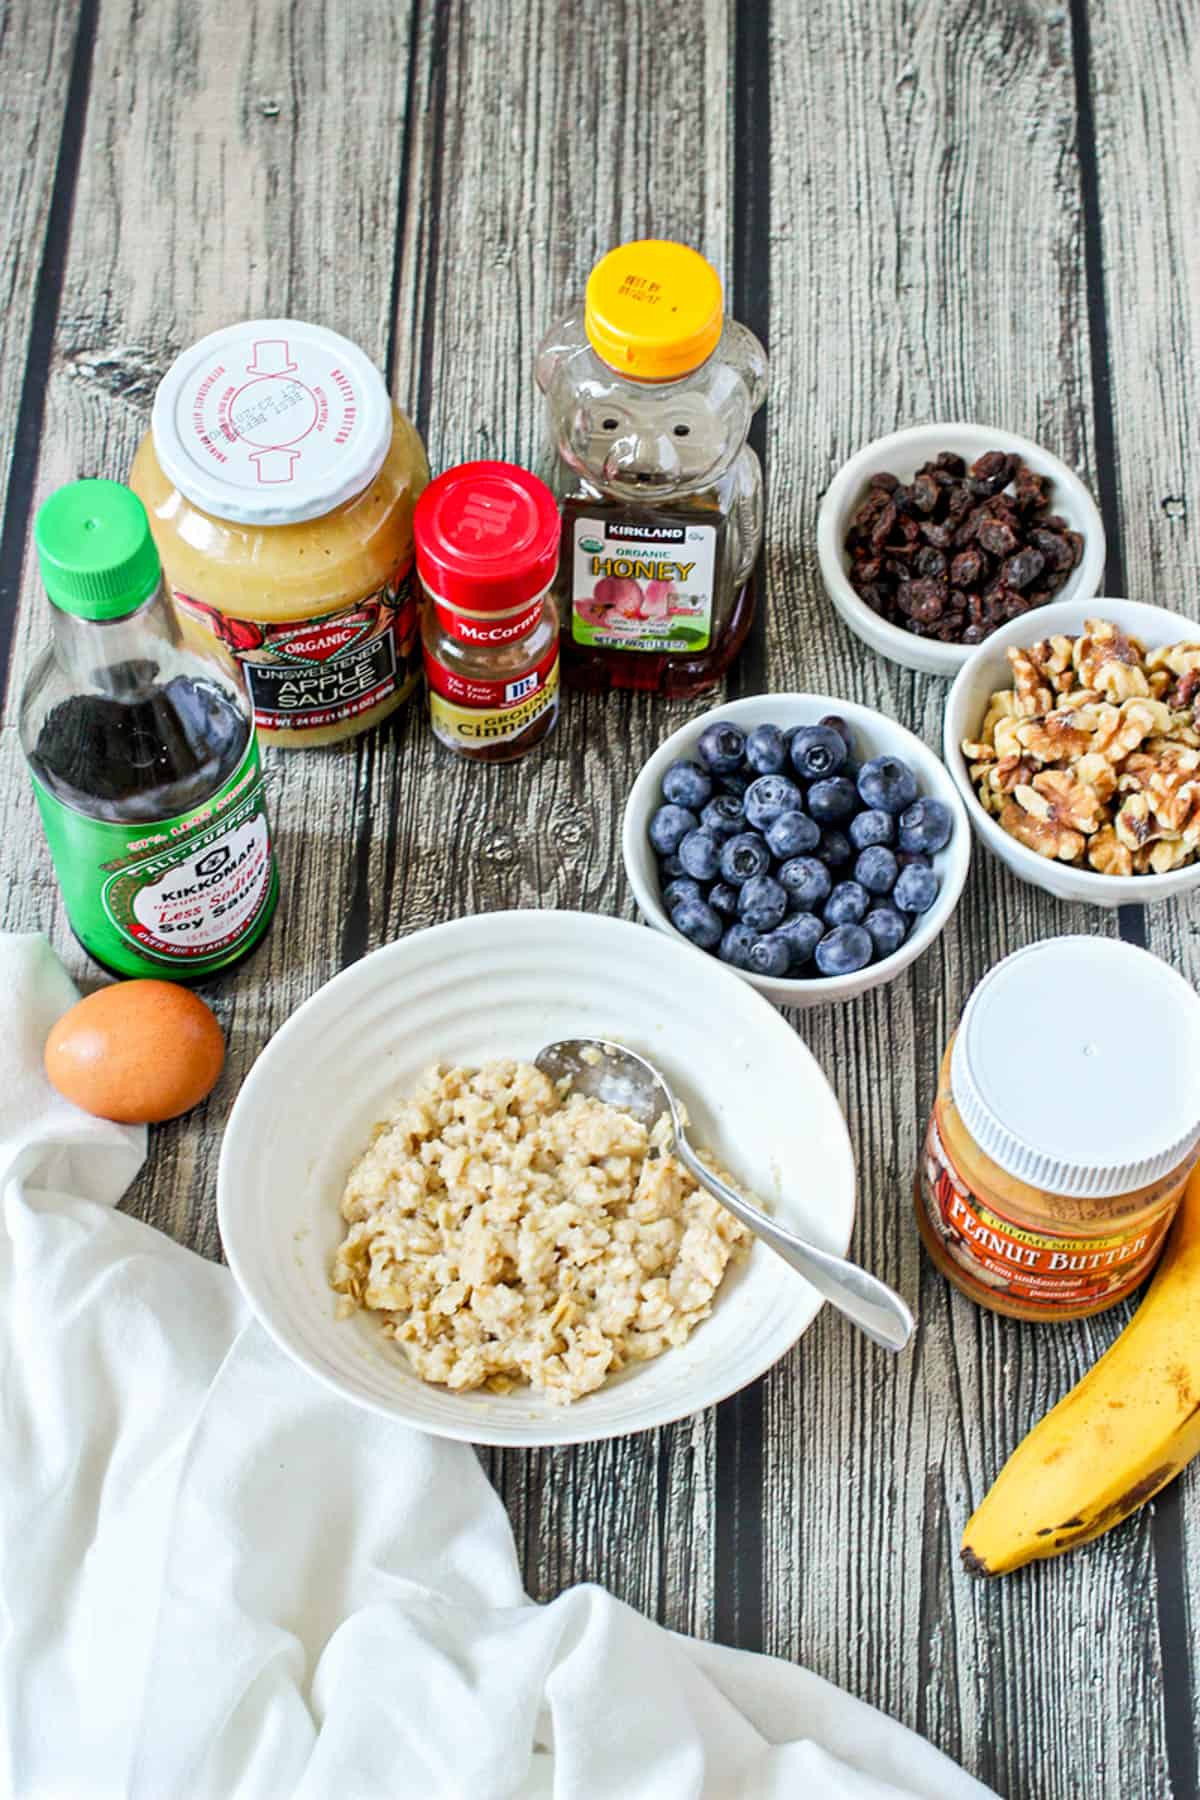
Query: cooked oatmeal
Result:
<box><xmin>330</xmin><ymin>1059</ymin><xmax>749</xmax><ymax>1403</ymax></box>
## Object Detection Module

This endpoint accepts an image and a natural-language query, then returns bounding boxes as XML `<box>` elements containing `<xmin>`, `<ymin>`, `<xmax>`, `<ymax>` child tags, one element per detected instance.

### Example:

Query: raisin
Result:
<box><xmin>1030</xmin><ymin>527</ymin><xmax>1074</xmax><ymax>570</ymax></box>
<box><xmin>968</xmin><ymin>450</ymin><xmax>1012</xmax><ymax>496</ymax></box>
<box><xmin>919</xmin><ymin>520</ymin><xmax>955</xmax><ymax>548</ymax></box>
<box><xmin>869</xmin><ymin>501</ymin><xmax>898</xmax><ymax>549</ymax></box>
<box><xmin>950</xmin><ymin>548</ymin><xmax>984</xmax><ymax>587</ymax></box>
<box><xmin>1013</xmin><ymin>464</ymin><xmax>1047</xmax><ymax>510</ymax></box>
<box><xmin>869</xmin><ymin>471</ymin><xmax>900</xmax><ymax>492</ymax></box>
<box><xmin>933</xmin><ymin>451</ymin><xmax>966</xmax><ymax>477</ymax></box>
<box><xmin>911</xmin><ymin>473</ymin><xmax>939</xmax><ymax>513</ymax></box>
<box><xmin>915</xmin><ymin>546</ymin><xmax>947</xmax><ymax>580</ymax></box>
<box><xmin>976</xmin><ymin>518</ymin><xmax>1019</xmax><ymax>558</ymax></box>
<box><xmin>1003</xmin><ymin>548</ymin><xmax>1046</xmax><ymax>590</ymax></box>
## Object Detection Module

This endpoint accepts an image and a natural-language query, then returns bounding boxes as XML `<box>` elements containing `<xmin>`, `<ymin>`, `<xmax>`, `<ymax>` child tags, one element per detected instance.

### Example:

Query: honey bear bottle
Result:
<box><xmin>535</xmin><ymin>240</ymin><xmax>767</xmax><ymax>697</ymax></box>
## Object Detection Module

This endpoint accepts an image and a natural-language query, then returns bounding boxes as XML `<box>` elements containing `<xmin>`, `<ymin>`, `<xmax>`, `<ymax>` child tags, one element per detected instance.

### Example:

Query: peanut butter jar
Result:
<box><xmin>916</xmin><ymin>937</ymin><xmax>1200</xmax><ymax>1321</ymax></box>
<box><xmin>131</xmin><ymin>320</ymin><xmax>429</xmax><ymax>747</ymax></box>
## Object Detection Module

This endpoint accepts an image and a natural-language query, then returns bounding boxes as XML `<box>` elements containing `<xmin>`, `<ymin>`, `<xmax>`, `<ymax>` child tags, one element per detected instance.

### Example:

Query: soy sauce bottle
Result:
<box><xmin>19</xmin><ymin>480</ymin><xmax>279</xmax><ymax>980</ymax></box>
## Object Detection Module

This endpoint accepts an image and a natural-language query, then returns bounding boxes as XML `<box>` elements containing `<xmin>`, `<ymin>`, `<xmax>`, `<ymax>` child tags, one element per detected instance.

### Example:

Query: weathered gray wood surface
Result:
<box><xmin>0</xmin><ymin>3</ymin><xmax>1196</xmax><ymax>1795</ymax></box>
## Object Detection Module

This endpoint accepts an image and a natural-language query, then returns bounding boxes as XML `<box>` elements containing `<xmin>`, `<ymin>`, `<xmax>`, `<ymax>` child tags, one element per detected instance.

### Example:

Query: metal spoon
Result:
<box><xmin>535</xmin><ymin>1038</ymin><xmax>915</xmax><ymax>1353</ymax></box>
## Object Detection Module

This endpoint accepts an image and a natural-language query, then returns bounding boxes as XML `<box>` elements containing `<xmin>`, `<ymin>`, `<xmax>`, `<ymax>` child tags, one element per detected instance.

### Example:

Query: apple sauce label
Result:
<box><xmin>172</xmin><ymin>564</ymin><xmax>419</xmax><ymax>732</ymax></box>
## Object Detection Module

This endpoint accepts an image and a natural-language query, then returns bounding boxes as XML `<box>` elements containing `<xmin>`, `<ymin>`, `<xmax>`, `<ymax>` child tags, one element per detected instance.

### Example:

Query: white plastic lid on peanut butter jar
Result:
<box><xmin>151</xmin><ymin>319</ymin><xmax>394</xmax><ymax>527</ymax></box>
<box><xmin>950</xmin><ymin>936</ymin><xmax>1200</xmax><ymax>1200</ymax></box>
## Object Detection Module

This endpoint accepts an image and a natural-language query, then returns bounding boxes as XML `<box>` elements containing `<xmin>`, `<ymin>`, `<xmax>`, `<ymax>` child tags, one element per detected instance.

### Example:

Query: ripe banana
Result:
<box><xmin>962</xmin><ymin>1164</ymin><xmax>1200</xmax><ymax>1577</ymax></box>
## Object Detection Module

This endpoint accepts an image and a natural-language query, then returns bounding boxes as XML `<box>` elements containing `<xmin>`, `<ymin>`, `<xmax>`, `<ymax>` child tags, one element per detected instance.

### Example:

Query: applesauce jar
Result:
<box><xmin>916</xmin><ymin>938</ymin><xmax>1200</xmax><ymax>1321</ymax></box>
<box><xmin>131</xmin><ymin>320</ymin><xmax>429</xmax><ymax>746</ymax></box>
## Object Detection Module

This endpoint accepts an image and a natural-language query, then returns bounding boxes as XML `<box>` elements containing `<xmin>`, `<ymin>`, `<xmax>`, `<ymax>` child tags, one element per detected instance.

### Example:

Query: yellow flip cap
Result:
<box><xmin>584</xmin><ymin>241</ymin><xmax>724</xmax><ymax>382</ymax></box>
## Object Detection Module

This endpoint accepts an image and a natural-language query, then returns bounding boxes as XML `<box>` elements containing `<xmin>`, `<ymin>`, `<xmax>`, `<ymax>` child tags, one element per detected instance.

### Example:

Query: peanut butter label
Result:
<box><xmin>920</xmin><ymin>1114</ymin><xmax>1182</xmax><ymax>1314</ymax></box>
<box><xmin>172</xmin><ymin>563</ymin><xmax>418</xmax><ymax>733</ymax></box>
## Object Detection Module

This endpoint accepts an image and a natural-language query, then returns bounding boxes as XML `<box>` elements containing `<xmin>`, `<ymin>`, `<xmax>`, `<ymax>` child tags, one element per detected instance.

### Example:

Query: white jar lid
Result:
<box><xmin>151</xmin><ymin>319</ymin><xmax>393</xmax><ymax>526</ymax></box>
<box><xmin>951</xmin><ymin>936</ymin><xmax>1200</xmax><ymax>1199</ymax></box>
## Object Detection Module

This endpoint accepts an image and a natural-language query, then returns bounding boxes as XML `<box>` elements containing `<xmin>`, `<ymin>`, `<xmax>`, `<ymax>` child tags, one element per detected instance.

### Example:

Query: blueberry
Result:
<box><xmin>857</xmin><ymin>755</ymin><xmax>920</xmax><ymax>816</ymax></box>
<box><xmin>659</xmin><ymin>852</ymin><xmax>685</xmax><ymax>882</ymax></box>
<box><xmin>790</xmin><ymin>724</ymin><xmax>848</xmax><ymax>781</ymax></box>
<box><xmin>814</xmin><ymin>829</ymin><xmax>852</xmax><ymax>869</ymax></box>
<box><xmin>896</xmin><ymin>850</ymin><xmax>932</xmax><ymax>871</ymax></box>
<box><xmin>747</xmin><ymin>934</ymin><xmax>791</xmax><ymax>978</ymax></box>
<box><xmin>898</xmin><ymin>796</ymin><xmax>954</xmax><ymax>856</ymax></box>
<box><xmin>854</xmin><ymin>845</ymin><xmax>899</xmax><ymax>896</ymax></box>
<box><xmin>708</xmin><ymin>880</ymin><xmax>741</xmax><ymax>919</ymax></box>
<box><xmin>820</xmin><ymin>714</ymin><xmax>855</xmax><ymax>752</ymax></box>
<box><xmin>648</xmin><ymin>804</ymin><xmax>698</xmax><ymax>856</ymax></box>
<box><xmin>700</xmin><ymin>793</ymin><xmax>747</xmax><ymax>843</ymax></box>
<box><xmin>894</xmin><ymin>863</ymin><xmax>940</xmax><ymax>915</ymax></box>
<box><xmin>738</xmin><ymin>874</ymin><xmax>789</xmax><ymax>932</ymax></box>
<box><xmin>775</xmin><ymin>911</ymin><xmax>824</xmax><ymax>970</ymax></box>
<box><xmin>766</xmin><ymin>809</ymin><xmax>821</xmax><ymax>859</ymax></box>
<box><xmin>744</xmin><ymin>773</ymin><xmax>804</xmax><ymax>831</ymax></box>
<box><xmin>670</xmin><ymin>895</ymin><xmax>723</xmax><ymax>950</ymax></box>
<box><xmin>717</xmin><ymin>770</ymin><xmax>752</xmax><ymax>798</ymax></box>
<box><xmin>696</xmin><ymin>722</ymin><xmax>746</xmax><ymax>774</ymax></box>
<box><xmin>807</xmin><ymin>777</ymin><xmax>859</xmax><ymax>823</ymax></box>
<box><xmin>744</xmin><ymin>723</ymin><xmax>788</xmax><ymax>774</ymax></box>
<box><xmin>719</xmin><ymin>831</ymin><xmax>772</xmax><ymax>885</ymax></box>
<box><xmin>849</xmin><ymin>808</ymin><xmax>895</xmax><ymax>851</ymax></box>
<box><xmin>663</xmin><ymin>876</ymin><xmax>703</xmax><ymax>912</ymax></box>
<box><xmin>778</xmin><ymin>856</ymin><xmax>832</xmax><ymax>911</ymax></box>
<box><xmin>815</xmin><ymin>924</ymin><xmax>874</xmax><ymax>977</ymax></box>
<box><xmin>678</xmin><ymin>830</ymin><xmax>722</xmax><ymax>882</ymax></box>
<box><xmin>824</xmin><ymin>880</ymin><xmax>869</xmax><ymax>927</ymax></box>
<box><xmin>719</xmin><ymin>922</ymin><xmax>758</xmax><ymax>969</ymax></box>
<box><xmin>863</xmin><ymin>905</ymin><xmax>908</xmax><ymax>961</ymax></box>
<box><xmin>662</xmin><ymin>759</ymin><xmax>713</xmax><ymax>812</ymax></box>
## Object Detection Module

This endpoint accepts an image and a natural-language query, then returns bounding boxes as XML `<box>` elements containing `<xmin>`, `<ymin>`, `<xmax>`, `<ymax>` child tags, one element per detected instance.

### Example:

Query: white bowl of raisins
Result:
<box><xmin>816</xmin><ymin>422</ymin><xmax>1106</xmax><ymax>678</ymax></box>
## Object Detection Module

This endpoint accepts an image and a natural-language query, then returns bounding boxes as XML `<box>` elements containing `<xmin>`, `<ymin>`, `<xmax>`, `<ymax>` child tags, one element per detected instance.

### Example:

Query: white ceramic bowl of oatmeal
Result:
<box><xmin>944</xmin><ymin>596</ymin><xmax>1200</xmax><ymax>907</ymax></box>
<box><xmin>218</xmin><ymin>910</ymin><xmax>855</xmax><ymax>1446</ymax></box>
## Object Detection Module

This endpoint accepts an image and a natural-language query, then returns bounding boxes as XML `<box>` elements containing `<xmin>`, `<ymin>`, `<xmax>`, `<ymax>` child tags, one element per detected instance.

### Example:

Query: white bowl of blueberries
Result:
<box><xmin>622</xmin><ymin>695</ymin><xmax>972</xmax><ymax>1006</ymax></box>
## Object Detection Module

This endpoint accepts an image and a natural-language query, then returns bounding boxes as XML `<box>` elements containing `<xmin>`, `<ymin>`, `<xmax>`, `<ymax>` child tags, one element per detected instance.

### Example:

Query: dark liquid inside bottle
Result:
<box><xmin>29</xmin><ymin>662</ymin><xmax>249</xmax><ymax>822</ymax></box>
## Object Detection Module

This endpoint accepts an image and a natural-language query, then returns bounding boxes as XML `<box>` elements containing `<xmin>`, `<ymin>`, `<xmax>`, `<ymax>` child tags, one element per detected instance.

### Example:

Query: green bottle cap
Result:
<box><xmin>34</xmin><ymin>480</ymin><xmax>162</xmax><ymax>620</ymax></box>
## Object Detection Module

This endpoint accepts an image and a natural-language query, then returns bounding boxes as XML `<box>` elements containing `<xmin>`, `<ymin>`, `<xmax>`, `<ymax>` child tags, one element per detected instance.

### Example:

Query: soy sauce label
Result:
<box><xmin>568</xmin><ymin>514</ymin><xmax>717</xmax><ymax>653</ymax></box>
<box><xmin>29</xmin><ymin>739</ymin><xmax>278</xmax><ymax>978</ymax></box>
<box><xmin>172</xmin><ymin>563</ymin><xmax>419</xmax><ymax>733</ymax></box>
<box><xmin>920</xmin><ymin>1113</ymin><xmax>1181</xmax><ymax>1316</ymax></box>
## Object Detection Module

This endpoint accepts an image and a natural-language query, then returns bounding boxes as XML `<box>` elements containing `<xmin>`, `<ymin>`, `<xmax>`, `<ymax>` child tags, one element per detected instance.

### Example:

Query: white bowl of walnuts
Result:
<box><xmin>944</xmin><ymin>597</ymin><xmax>1200</xmax><ymax>907</ymax></box>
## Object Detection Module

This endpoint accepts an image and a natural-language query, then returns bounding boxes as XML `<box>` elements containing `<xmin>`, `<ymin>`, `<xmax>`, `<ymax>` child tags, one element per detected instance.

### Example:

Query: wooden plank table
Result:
<box><xmin>1</xmin><ymin>4</ymin><xmax>1197</xmax><ymax>1794</ymax></box>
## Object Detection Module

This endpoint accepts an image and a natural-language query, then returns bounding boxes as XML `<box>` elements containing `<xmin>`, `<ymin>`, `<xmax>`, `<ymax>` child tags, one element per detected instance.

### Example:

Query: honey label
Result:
<box><xmin>568</xmin><ymin>514</ymin><xmax>717</xmax><ymax>653</ymax></box>
<box><xmin>425</xmin><ymin>645</ymin><xmax>559</xmax><ymax>750</ymax></box>
<box><xmin>172</xmin><ymin>563</ymin><xmax>419</xmax><ymax>733</ymax></box>
<box><xmin>920</xmin><ymin>1113</ymin><xmax>1182</xmax><ymax>1315</ymax></box>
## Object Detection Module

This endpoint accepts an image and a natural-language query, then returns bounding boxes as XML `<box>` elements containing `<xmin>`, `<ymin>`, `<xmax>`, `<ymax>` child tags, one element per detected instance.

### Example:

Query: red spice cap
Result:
<box><xmin>414</xmin><ymin>460</ymin><xmax>561</xmax><ymax>611</ymax></box>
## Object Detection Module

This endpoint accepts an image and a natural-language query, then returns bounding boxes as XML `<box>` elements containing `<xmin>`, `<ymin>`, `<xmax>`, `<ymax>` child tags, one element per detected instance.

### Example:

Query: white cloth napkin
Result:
<box><xmin>0</xmin><ymin>933</ymin><xmax>995</xmax><ymax>1800</ymax></box>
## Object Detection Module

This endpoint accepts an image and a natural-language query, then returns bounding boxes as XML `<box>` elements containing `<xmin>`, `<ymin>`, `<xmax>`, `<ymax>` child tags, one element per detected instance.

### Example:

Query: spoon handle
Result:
<box><xmin>671</xmin><ymin>1135</ymin><xmax>915</xmax><ymax>1353</ymax></box>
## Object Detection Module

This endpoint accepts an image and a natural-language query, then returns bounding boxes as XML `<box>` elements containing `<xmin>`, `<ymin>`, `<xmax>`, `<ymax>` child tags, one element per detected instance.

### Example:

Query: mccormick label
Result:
<box><xmin>172</xmin><ymin>564</ymin><xmax>419</xmax><ymax>734</ymax></box>
<box><xmin>424</xmin><ymin>644</ymin><xmax>559</xmax><ymax>750</ymax></box>
<box><xmin>919</xmin><ymin>1112</ymin><xmax>1184</xmax><ymax>1315</ymax></box>
<box><xmin>29</xmin><ymin>740</ymin><xmax>278</xmax><ymax>980</ymax></box>
<box><xmin>568</xmin><ymin>514</ymin><xmax>718</xmax><ymax>653</ymax></box>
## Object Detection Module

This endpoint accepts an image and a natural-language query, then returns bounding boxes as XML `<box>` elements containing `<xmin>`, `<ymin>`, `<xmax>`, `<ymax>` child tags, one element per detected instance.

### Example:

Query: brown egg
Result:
<box><xmin>44</xmin><ymin>980</ymin><xmax>225</xmax><ymax>1124</ymax></box>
